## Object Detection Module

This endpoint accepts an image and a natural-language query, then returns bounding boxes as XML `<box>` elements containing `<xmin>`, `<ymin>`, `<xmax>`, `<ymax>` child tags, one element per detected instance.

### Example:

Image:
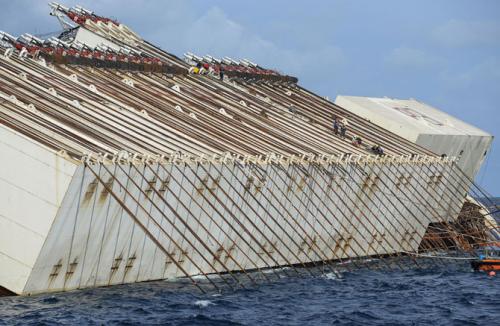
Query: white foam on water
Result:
<box><xmin>323</xmin><ymin>271</ymin><xmax>343</xmax><ymax>280</ymax></box>
<box><xmin>191</xmin><ymin>273</ymin><xmax>222</xmax><ymax>280</ymax></box>
<box><xmin>364</xmin><ymin>258</ymin><xmax>379</xmax><ymax>263</ymax></box>
<box><xmin>194</xmin><ymin>300</ymin><xmax>215</xmax><ymax>308</ymax></box>
<box><xmin>165</xmin><ymin>277</ymin><xmax>179</xmax><ymax>283</ymax></box>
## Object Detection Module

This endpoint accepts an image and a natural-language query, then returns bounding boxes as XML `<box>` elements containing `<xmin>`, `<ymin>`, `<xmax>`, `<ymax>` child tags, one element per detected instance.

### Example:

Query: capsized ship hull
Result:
<box><xmin>2</xmin><ymin>141</ymin><xmax>465</xmax><ymax>295</ymax></box>
<box><xmin>0</xmin><ymin>3</ymin><xmax>488</xmax><ymax>295</ymax></box>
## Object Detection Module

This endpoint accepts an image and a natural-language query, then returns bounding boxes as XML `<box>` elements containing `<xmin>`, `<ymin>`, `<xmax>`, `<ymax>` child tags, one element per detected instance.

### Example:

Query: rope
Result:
<box><xmin>402</xmin><ymin>251</ymin><xmax>477</xmax><ymax>260</ymax></box>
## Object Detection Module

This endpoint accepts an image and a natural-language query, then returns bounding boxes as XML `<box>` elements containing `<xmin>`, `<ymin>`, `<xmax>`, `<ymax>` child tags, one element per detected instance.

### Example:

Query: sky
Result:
<box><xmin>1</xmin><ymin>0</ymin><xmax>499</xmax><ymax>194</ymax></box>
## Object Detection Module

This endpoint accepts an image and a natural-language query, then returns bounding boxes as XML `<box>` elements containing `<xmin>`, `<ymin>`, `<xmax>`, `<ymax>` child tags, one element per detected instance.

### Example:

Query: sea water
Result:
<box><xmin>0</xmin><ymin>263</ymin><xmax>498</xmax><ymax>325</ymax></box>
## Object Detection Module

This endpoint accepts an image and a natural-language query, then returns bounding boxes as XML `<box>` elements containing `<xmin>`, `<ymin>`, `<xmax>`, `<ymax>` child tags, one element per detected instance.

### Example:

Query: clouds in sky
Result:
<box><xmin>0</xmin><ymin>0</ymin><xmax>499</xmax><ymax>193</ymax></box>
<box><xmin>433</xmin><ymin>20</ymin><xmax>500</xmax><ymax>48</ymax></box>
<box><xmin>385</xmin><ymin>47</ymin><xmax>442</xmax><ymax>69</ymax></box>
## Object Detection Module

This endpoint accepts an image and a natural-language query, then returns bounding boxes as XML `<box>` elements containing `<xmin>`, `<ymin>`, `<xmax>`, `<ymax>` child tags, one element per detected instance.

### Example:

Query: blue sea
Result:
<box><xmin>0</xmin><ymin>262</ymin><xmax>499</xmax><ymax>326</ymax></box>
<box><xmin>1</xmin><ymin>199</ymin><xmax>499</xmax><ymax>325</ymax></box>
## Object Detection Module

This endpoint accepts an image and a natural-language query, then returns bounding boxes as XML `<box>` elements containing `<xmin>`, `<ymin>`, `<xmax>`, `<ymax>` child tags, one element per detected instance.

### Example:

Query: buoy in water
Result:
<box><xmin>488</xmin><ymin>271</ymin><xmax>496</xmax><ymax>277</ymax></box>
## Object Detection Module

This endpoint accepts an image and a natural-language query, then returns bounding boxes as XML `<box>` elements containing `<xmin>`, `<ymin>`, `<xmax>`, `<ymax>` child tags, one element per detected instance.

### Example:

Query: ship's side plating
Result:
<box><xmin>0</xmin><ymin>125</ymin><xmax>76</xmax><ymax>294</ymax></box>
<box><xmin>21</xmin><ymin>154</ymin><xmax>465</xmax><ymax>295</ymax></box>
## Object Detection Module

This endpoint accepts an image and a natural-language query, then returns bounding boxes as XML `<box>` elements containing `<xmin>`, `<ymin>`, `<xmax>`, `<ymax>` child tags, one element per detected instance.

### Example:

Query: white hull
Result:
<box><xmin>1</xmin><ymin>134</ymin><xmax>464</xmax><ymax>295</ymax></box>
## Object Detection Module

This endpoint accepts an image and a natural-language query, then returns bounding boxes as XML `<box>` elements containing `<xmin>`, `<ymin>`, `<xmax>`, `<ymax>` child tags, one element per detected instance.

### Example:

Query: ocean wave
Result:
<box><xmin>1</xmin><ymin>265</ymin><xmax>498</xmax><ymax>325</ymax></box>
<box><xmin>194</xmin><ymin>300</ymin><xmax>215</xmax><ymax>308</ymax></box>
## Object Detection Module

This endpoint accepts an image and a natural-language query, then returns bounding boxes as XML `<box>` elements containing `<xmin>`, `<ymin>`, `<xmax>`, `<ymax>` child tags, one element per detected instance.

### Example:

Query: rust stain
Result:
<box><xmin>99</xmin><ymin>177</ymin><xmax>114</xmax><ymax>202</ymax></box>
<box><xmin>110</xmin><ymin>255</ymin><xmax>123</xmax><ymax>276</ymax></box>
<box><xmin>64</xmin><ymin>258</ymin><xmax>78</xmax><ymax>280</ymax></box>
<box><xmin>82</xmin><ymin>179</ymin><xmax>98</xmax><ymax>204</ymax></box>
<box><xmin>124</xmin><ymin>254</ymin><xmax>136</xmax><ymax>275</ymax></box>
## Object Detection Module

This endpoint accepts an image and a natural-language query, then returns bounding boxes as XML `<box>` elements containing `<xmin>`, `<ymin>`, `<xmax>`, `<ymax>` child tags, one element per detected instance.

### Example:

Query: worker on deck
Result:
<box><xmin>371</xmin><ymin>145</ymin><xmax>384</xmax><ymax>156</ymax></box>
<box><xmin>200</xmin><ymin>62</ymin><xmax>210</xmax><ymax>75</ymax></box>
<box><xmin>332</xmin><ymin>117</ymin><xmax>339</xmax><ymax>135</ymax></box>
<box><xmin>219</xmin><ymin>65</ymin><xmax>225</xmax><ymax>81</ymax></box>
<box><xmin>340</xmin><ymin>117</ymin><xmax>348</xmax><ymax>139</ymax></box>
<box><xmin>352</xmin><ymin>135</ymin><xmax>362</xmax><ymax>147</ymax></box>
<box><xmin>189</xmin><ymin>62</ymin><xmax>202</xmax><ymax>74</ymax></box>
